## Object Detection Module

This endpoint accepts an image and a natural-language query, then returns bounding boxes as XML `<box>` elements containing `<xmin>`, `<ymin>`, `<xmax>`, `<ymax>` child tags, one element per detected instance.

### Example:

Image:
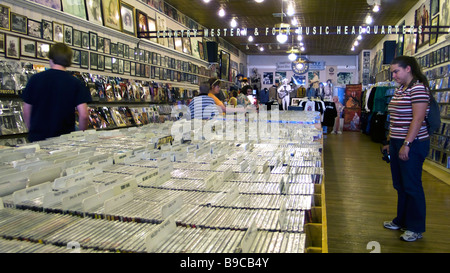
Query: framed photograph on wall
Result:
<box><xmin>86</xmin><ymin>0</ymin><xmax>103</xmax><ymax>26</ymax></box>
<box><xmin>121</xmin><ymin>2</ymin><xmax>136</xmax><ymax>36</ymax></box>
<box><xmin>28</xmin><ymin>0</ymin><xmax>61</xmax><ymax>11</ymax></box>
<box><xmin>27</xmin><ymin>19</ymin><xmax>42</xmax><ymax>39</ymax></box>
<box><xmin>98</xmin><ymin>54</ymin><xmax>104</xmax><ymax>71</ymax></box>
<box><xmin>36</xmin><ymin>42</ymin><xmax>50</xmax><ymax>60</ymax></box>
<box><xmin>429</xmin><ymin>15</ymin><xmax>439</xmax><ymax>46</ymax></box>
<box><xmin>220</xmin><ymin>50</ymin><xmax>230</xmax><ymax>81</ymax></box>
<box><xmin>61</xmin><ymin>0</ymin><xmax>87</xmax><ymax>20</ymax></box>
<box><xmin>0</xmin><ymin>33</ymin><xmax>5</xmax><ymax>53</ymax></box>
<box><xmin>80</xmin><ymin>50</ymin><xmax>89</xmax><ymax>68</ymax></box>
<box><xmin>81</xmin><ymin>31</ymin><xmax>89</xmax><ymax>49</ymax></box>
<box><xmin>104</xmin><ymin>38</ymin><xmax>111</xmax><ymax>54</ymax></box>
<box><xmin>148</xmin><ymin>17</ymin><xmax>157</xmax><ymax>43</ymax></box>
<box><xmin>105</xmin><ymin>56</ymin><xmax>112</xmax><ymax>70</ymax></box>
<box><xmin>20</xmin><ymin>38</ymin><xmax>36</xmax><ymax>58</ymax></box>
<box><xmin>98</xmin><ymin>36</ymin><xmax>104</xmax><ymax>53</ymax></box>
<box><xmin>42</xmin><ymin>20</ymin><xmax>53</xmax><ymax>41</ymax></box>
<box><xmin>0</xmin><ymin>4</ymin><xmax>11</xmax><ymax>31</ymax></box>
<box><xmin>198</xmin><ymin>41</ymin><xmax>205</xmax><ymax>60</ymax></box>
<box><xmin>415</xmin><ymin>0</ymin><xmax>431</xmax><ymax>52</ymax></box>
<box><xmin>431</xmin><ymin>0</ymin><xmax>439</xmax><ymax>16</ymax></box>
<box><xmin>136</xmin><ymin>10</ymin><xmax>149</xmax><ymax>38</ymax></box>
<box><xmin>102</xmin><ymin>0</ymin><xmax>122</xmax><ymax>31</ymax></box>
<box><xmin>89</xmin><ymin>31</ymin><xmax>97</xmax><ymax>51</ymax></box>
<box><xmin>90</xmin><ymin>52</ymin><xmax>98</xmax><ymax>70</ymax></box>
<box><xmin>72</xmin><ymin>49</ymin><xmax>80</xmax><ymax>65</ymax></box>
<box><xmin>64</xmin><ymin>24</ymin><xmax>73</xmax><ymax>45</ymax></box>
<box><xmin>130</xmin><ymin>62</ymin><xmax>136</xmax><ymax>76</ymax></box>
<box><xmin>182</xmin><ymin>37</ymin><xmax>192</xmax><ymax>55</ymax></box>
<box><xmin>73</xmin><ymin>29</ymin><xmax>81</xmax><ymax>47</ymax></box>
<box><xmin>53</xmin><ymin>21</ymin><xmax>64</xmax><ymax>42</ymax></box>
<box><xmin>5</xmin><ymin>35</ymin><xmax>20</xmax><ymax>59</ymax></box>
<box><xmin>11</xmin><ymin>13</ymin><xmax>27</xmax><ymax>34</ymax></box>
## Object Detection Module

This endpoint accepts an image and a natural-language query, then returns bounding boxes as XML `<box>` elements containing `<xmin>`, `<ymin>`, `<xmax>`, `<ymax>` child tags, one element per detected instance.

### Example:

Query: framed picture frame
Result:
<box><xmin>20</xmin><ymin>38</ymin><xmax>36</xmax><ymax>58</ymax></box>
<box><xmin>431</xmin><ymin>0</ymin><xmax>439</xmax><ymax>17</ymax></box>
<box><xmin>5</xmin><ymin>35</ymin><xmax>20</xmax><ymax>59</ymax></box>
<box><xmin>130</xmin><ymin>62</ymin><xmax>136</xmax><ymax>76</ymax></box>
<box><xmin>29</xmin><ymin>0</ymin><xmax>62</xmax><ymax>11</ymax></box>
<box><xmin>174</xmin><ymin>37</ymin><xmax>183</xmax><ymax>52</ymax></box>
<box><xmin>445</xmin><ymin>45</ymin><xmax>449</xmax><ymax>62</ymax></box>
<box><xmin>136</xmin><ymin>10</ymin><xmax>149</xmax><ymax>39</ymax></box>
<box><xmin>105</xmin><ymin>56</ymin><xmax>112</xmax><ymax>70</ymax></box>
<box><xmin>85</xmin><ymin>0</ymin><xmax>103</xmax><ymax>26</ymax></box>
<box><xmin>0</xmin><ymin>33</ymin><xmax>5</xmax><ymax>53</ymax></box>
<box><xmin>53</xmin><ymin>21</ymin><xmax>64</xmax><ymax>43</ymax></box>
<box><xmin>90</xmin><ymin>52</ymin><xmax>98</xmax><ymax>70</ymax></box>
<box><xmin>0</xmin><ymin>4</ymin><xmax>11</xmax><ymax>31</ymax></box>
<box><xmin>124</xmin><ymin>44</ymin><xmax>129</xmax><ymax>59</ymax></box>
<box><xmin>124</xmin><ymin>60</ymin><xmax>130</xmax><ymax>73</ymax></box>
<box><xmin>415</xmin><ymin>0</ymin><xmax>431</xmax><ymax>52</ymax></box>
<box><xmin>97</xmin><ymin>36</ymin><xmax>104</xmax><ymax>53</ymax></box>
<box><xmin>11</xmin><ymin>13</ymin><xmax>27</xmax><ymax>35</ymax></box>
<box><xmin>111</xmin><ymin>43</ymin><xmax>117</xmax><ymax>56</ymax></box>
<box><xmin>121</xmin><ymin>1</ymin><xmax>136</xmax><ymax>36</ymax></box>
<box><xmin>182</xmin><ymin>37</ymin><xmax>192</xmax><ymax>55</ymax></box>
<box><xmin>118</xmin><ymin>59</ymin><xmax>124</xmax><ymax>74</ymax></box>
<box><xmin>27</xmin><ymin>19</ymin><xmax>42</xmax><ymax>39</ymax></box>
<box><xmin>148</xmin><ymin>17</ymin><xmax>157</xmax><ymax>43</ymax></box>
<box><xmin>220</xmin><ymin>50</ymin><xmax>230</xmax><ymax>81</ymax></box>
<box><xmin>89</xmin><ymin>31</ymin><xmax>97</xmax><ymax>51</ymax></box>
<box><xmin>112</xmin><ymin>58</ymin><xmax>119</xmax><ymax>73</ymax></box>
<box><xmin>80</xmin><ymin>50</ymin><xmax>89</xmax><ymax>68</ymax></box>
<box><xmin>429</xmin><ymin>15</ymin><xmax>439</xmax><ymax>46</ymax></box>
<box><xmin>81</xmin><ymin>31</ymin><xmax>89</xmax><ymax>49</ymax></box>
<box><xmin>104</xmin><ymin>38</ymin><xmax>111</xmax><ymax>54</ymax></box>
<box><xmin>61</xmin><ymin>0</ymin><xmax>87</xmax><ymax>20</ymax></box>
<box><xmin>117</xmin><ymin>42</ymin><xmax>124</xmax><ymax>57</ymax></box>
<box><xmin>72</xmin><ymin>49</ymin><xmax>80</xmax><ymax>65</ymax></box>
<box><xmin>102</xmin><ymin>0</ymin><xmax>122</xmax><ymax>31</ymax></box>
<box><xmin>73</xmin><ymin>29</ymin><xmax>82</xmax><ymax>47</ymax></box>
<box><xmin>42</xmin><ymin>20</ymin><xmax>53</xmax><ymax>41</ymax></box>
<box><xmin>36</xmin><ymin>41</ymin><xmax>50</xmax><ymax>60</ymax></box>
<box><xmin>64</xmin><ymin>24</ymin><xmax>73</xmax><ymax>45</ymax></box>
<box><xmin>97</xmin><ymin>54</ymin><xmax>104</xmax><ymax>71</ymax></box>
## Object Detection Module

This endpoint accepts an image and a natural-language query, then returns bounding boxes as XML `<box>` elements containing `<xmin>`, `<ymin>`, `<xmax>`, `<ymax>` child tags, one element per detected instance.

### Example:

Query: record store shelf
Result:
<box><xmin>0</xmin><ymin>113</ymin><xmax>328</xmax><ymax>253</ymax></box>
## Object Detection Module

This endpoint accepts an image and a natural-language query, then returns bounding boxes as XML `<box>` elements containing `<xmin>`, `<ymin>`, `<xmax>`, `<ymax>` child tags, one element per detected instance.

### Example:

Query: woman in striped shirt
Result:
<box><xmin>382</xmin><ymin>56</ymin><xmax>430</xmax><ymax>242</ymax></box>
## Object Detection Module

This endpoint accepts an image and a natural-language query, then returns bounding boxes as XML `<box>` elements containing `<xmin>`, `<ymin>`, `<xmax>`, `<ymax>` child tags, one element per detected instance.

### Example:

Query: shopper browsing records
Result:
<box><xmin>22</xmin><ymin>43</ymin><xmax>92</xmax><ymax>142</ymax></box>
<box><xmin>207</xmin><ymin>78</ymin><xmax>226</xmax><ymax>113</ymax></box>
<box><xmin>237</xmin><ymin>86</ymin><xmax>252</xmax><ymax>107</ymax></box>
<box><xmin>228</xmin><ymin>89</ymin><xmax>238</xmax><ymax>108</ymax></box>
<box><xmin>382</xmin><ymin>56</ymin><xmax>431</xmax><ymax>242</ymax></box>
<box><xmin>188</xmin><ymin>83</ymin><xmax>219</xmax><ymax>120</ymax></box>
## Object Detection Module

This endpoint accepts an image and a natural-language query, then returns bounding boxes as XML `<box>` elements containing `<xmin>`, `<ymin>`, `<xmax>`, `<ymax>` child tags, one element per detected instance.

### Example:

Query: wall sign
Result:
<box><xmin>291</xmin><ymin>57</ymin><xmax>310</xmax><ymax>74</ymax></box>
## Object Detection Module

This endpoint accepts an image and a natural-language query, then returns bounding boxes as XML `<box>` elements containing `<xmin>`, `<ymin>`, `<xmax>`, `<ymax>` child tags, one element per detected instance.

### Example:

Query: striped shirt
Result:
<box><xmin>188</xmin><ymin>95</ymin><xmax>219</xmax><ymax>119</ymax></box>
<box><xmin>388</xmin><ymin>82</ymin><xmax>430</xmax><ymax>140</ymax></box>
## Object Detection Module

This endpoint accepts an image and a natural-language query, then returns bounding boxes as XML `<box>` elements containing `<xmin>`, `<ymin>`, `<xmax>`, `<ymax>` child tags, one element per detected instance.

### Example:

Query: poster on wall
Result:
<box><xmin>337</xmin><ymin>72</ymin><xmax>353</xmax><ymax>85</ymax></box>
<box><xmin>263</xmin><ymin>72</ymin><xmax>273</xmax><ymax>85</ymax></box>
<box><xmin>61</xmin><ymin>0</ymin><xmax>87</xmax><ymax>20</ymax></box>
<box><xmin>441</xmin><ymin>0</ymin><xmax>449</xmax><ymax>26</ymax></box>
<box><xmin>220</xmin><ymin>50</ymin><xmax>230</xmax><ymax>81</ymax></box>
<box><xmin>275</xmin><ymin>71</ymin><xmax>286</xmax><ymax>84</ymax></box>
<box><xmin>343</xmin><ymin>84</ymin><xmax>362</xmax><ymax>132</ymax></box>
<box><xmin>415</xmin><ymin>0</ymin><xmax>431</xmax><ymax>52</ymax></box>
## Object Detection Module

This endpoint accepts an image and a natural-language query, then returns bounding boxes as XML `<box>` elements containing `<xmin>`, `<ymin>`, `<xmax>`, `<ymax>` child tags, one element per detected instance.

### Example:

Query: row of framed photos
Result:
<box><xmin>418</xmin><ymin>44</ymin><xmax>450</xmax><ymax>70</ymax></box>
<box><xmin>0</xmin><ymin>9</ymin><xmax>211</xmax><ymax>74</ymax></box>
<box><xmin>0</xmin><ymin>2</ymin><xmax>210</xmax><ymax>61</ymax></box>
<box><xmin>0</xmin><ymin>34</ymin><xmax>210</xmax><ymax>84</ymax></box>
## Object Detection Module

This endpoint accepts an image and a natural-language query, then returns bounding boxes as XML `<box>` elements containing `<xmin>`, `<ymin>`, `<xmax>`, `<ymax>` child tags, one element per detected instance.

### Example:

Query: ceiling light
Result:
<box><xmin>246</xmin><ymin>44</ymin><xmax>249</xmax><ymax>50</ymax></box>
<box><xmin>254</xmin><ymin>0</ymin><xmax>264</xmax><ymax>3</ymax></box>
<box><xmin>300</xmin><ymin>46</ymin><xmax>305</xmax><ymax>51</ymax></box>
<box><xmin>277</xmin><ymin>34</ymin><xmax>288</xmax><ymax>43</ymax></box>
<box><xmin>365</xmin><ymin>14</ymin><xmax>373</xmax><ymax>25</ymax></box>
<box><xmin>288</xmin><ymin>53</ymin><xmax>297</xmax><ymax>61</ymax></box>
<box><xmin>354</xmin><ymin>40</ymin><xmax>359</xmax><ymax>46</ymax></box>
<box><xmin>373</xmin><ymin>5</ymin><xmax>380</xmax><ymax>12</ymax></box>
<box><xmin>287</xmin><ymin>2</ymin><xmax>295</xmax><ymax>16</ymax></box>
<box><xmin>230</xmin><ymin>18</ymin><xmax>237</xmax><ymax>28</ymax></box>
<box><xmin>203</xmin><ymin>0</ymin><xmax>211</xmax><ymax>3</ymax></box>
<box><xmin>299</xmin><ymin>42</ymin><xmax>304</xmax><ymax>46</ymax></box>
<box><xmin>351</xmin><ymin>46</ymin><xmax>355</xmax><ymax>51</ymax></box>
<box><xmin>357</xmin><ymin>34</ymin><xmax>363</xmax><ymax>40</ymax></box>
<box><xmin>218</xmin><ymin>7</ymin><xmax>226</xmax><ymax>17</ymax></box>
<box><xmin>248</xmin><ymin>35</ymin><xmax>254</xmax><ymax>42</ymax></box>
<box><xmin>298</xmin><ymin>35</ymin><xmax>303</xmax><ymax>41</ymax></box>
<box><xmin>259</xmin><ymin>46</ymin><xmax>264</xmax><ymax>52</ymax></box>
<box><xmin>291</xmin><ymin>18</ymin><xmax>298</xmax><ymax>26</ymax></box>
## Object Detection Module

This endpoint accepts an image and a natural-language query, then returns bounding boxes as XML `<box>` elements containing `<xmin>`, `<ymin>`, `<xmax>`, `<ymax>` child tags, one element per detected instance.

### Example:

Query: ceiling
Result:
<box><xmin>162</xmin><ymin>0</ymin><xmax>420</xmax><ymax>56</ymax></box>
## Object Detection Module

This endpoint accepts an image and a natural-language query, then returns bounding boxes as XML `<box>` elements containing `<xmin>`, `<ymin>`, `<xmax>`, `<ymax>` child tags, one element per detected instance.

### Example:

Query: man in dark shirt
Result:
<box><xmin>22</xmin><ymin>43</ymin><xmax>92</xmax><ymax>142</ymax></box>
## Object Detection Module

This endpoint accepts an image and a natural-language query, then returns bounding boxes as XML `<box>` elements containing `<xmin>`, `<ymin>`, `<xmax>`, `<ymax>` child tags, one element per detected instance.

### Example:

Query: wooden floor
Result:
<box><xmin>323</xmin><ymin>132</ymin><xmax>450</xmax><ymax>253</ymax></box>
